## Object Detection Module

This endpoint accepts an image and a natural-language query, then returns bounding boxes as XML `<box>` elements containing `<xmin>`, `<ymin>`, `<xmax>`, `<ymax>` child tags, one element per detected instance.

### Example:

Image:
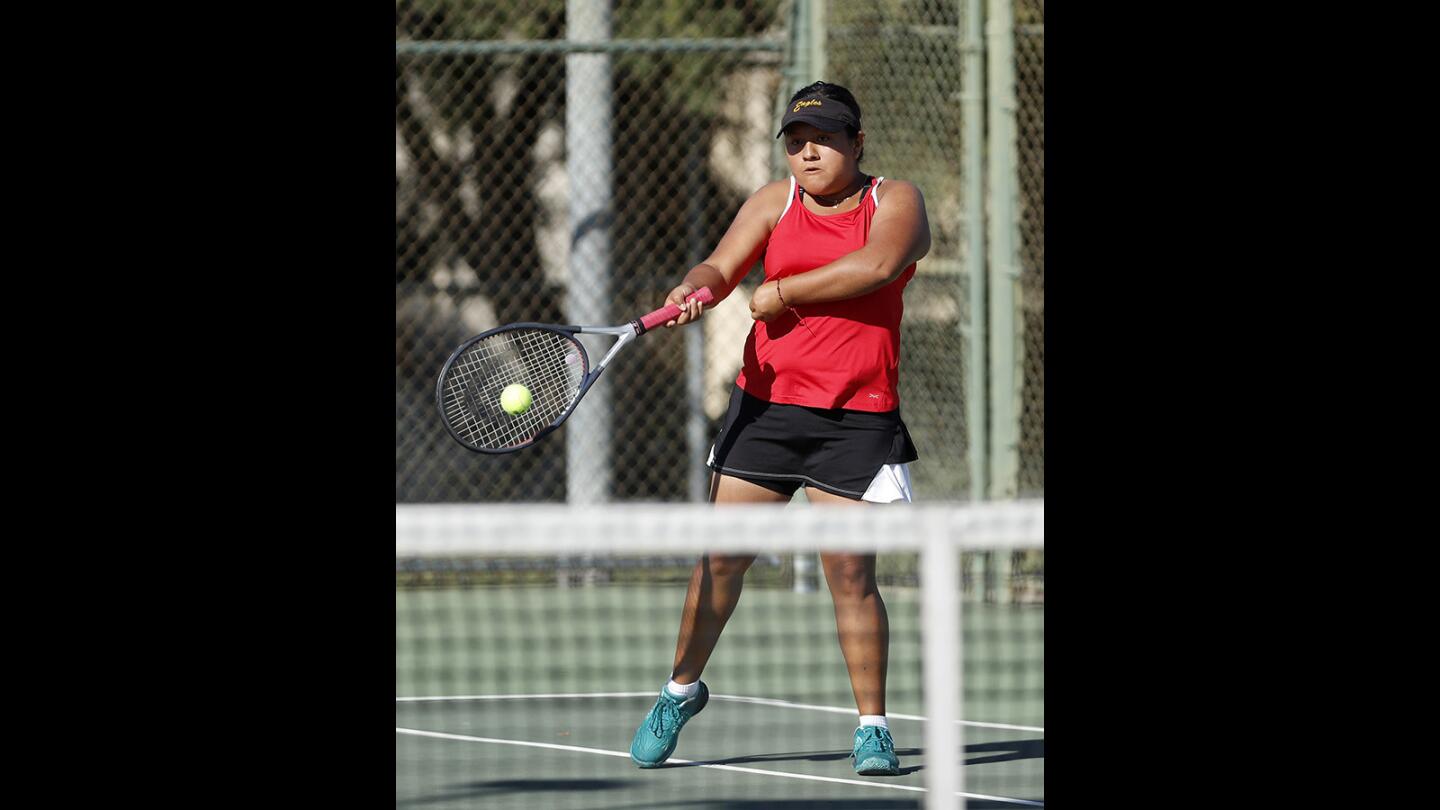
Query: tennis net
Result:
<box><xmin>396</xmin><ymin>502</ymin><xmax>1044</xmax><ymax>809</ymax></box>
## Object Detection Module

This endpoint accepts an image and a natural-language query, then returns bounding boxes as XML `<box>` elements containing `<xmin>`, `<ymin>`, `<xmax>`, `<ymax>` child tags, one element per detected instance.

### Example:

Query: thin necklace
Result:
<box><xmin>810</xmin><ymin>175</ymin><xmax>868</xmax><ymax>207</ymax></box>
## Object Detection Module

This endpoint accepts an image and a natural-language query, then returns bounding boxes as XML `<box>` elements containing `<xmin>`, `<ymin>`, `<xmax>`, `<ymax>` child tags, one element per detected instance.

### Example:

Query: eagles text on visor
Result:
<box><xmin>775</xmin><ymin>95</ymin><xmax>860</xmax><ymax>138</ymax></box>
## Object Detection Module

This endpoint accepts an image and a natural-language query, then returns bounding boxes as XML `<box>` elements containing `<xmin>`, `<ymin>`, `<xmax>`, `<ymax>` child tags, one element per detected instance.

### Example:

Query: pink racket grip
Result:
<box><xmin>637</xmin><ymin>287</ymin><xmax>714</xmax><ymax>333</ymax></box>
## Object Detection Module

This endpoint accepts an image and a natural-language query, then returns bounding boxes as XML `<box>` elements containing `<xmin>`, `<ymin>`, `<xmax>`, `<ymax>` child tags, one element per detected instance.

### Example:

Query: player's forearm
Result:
<box><xmin>775</xmin><ymin>248</ymin><xmax>900</xmax><ymax>306</ymax></box>
<box><xmin>682</xmin><ymin>264</ymin><xmax>734</xmax><ymax>302</ymax></box>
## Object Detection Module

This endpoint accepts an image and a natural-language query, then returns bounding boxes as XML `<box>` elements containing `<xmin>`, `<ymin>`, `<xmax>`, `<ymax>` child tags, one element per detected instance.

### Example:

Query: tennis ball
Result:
<box><xmin>500</xmin><ymin>384</ymin><xmax>533</xmax><ymax>415</ymax></box>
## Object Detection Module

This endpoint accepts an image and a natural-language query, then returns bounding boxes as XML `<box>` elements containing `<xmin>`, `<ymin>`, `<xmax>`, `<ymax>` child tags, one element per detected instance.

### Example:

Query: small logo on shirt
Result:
<box><xmin>868</xmin><ymin>393</ymin><xmax>882</xmax><ymax>399</ymax></box>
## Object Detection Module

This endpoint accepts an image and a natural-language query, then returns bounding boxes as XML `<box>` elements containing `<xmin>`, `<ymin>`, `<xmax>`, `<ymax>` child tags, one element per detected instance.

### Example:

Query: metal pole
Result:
<box><xmin>921</xmin><ymin>531</ymin><xmax>962</xmax><ymax>810</ymax></box>
<box><xmin>987</xmin><ymin>0</ymin><xmax>1019</xmax><ymax>500</ymax></box>
<box><xmin>773</xmin><ymin>0</ymin><xmax>818</xmax><ymax>178</ymax></box>
<box><xmin>808</xmin><ymin>0</ymin><xmax>827</xmax><ymax>82</ymax></box>
<box><xmin>791</xmin><ymin>543</ymin><xmax>816</xmax><ymax>593</ymax></box>
<box><xmin>963</xmin><ymin>0</ymin><xmax>987</xmax><ymax>502</ymax></box>
<box><xmin>686</xmin><ymin>145</ymin><xmax>707</xmax><ymax>504</ymax></box>
<box><xmin>566</xmin><ymin>0</ymin><xmax>614</xmax><ymax>505</ymax></box>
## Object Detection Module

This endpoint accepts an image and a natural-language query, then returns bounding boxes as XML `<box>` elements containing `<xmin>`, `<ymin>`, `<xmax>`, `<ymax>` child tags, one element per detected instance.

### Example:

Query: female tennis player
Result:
<box><xmin>629</xmin><ymin>82</ymin><xmax>930</xmax><ymax>776</ymax></box>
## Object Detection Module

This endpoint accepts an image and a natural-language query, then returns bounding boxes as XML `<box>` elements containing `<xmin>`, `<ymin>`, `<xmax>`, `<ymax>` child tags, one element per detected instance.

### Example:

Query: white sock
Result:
<box><xmin>665</xmin><ymin>679</ymin><xmax>700</xmax><ymax>699</ymax></box>
<box><xmin>858</xmin><ymin>715</ymin><xmax>888</xmax><ymax>730</ymax></box>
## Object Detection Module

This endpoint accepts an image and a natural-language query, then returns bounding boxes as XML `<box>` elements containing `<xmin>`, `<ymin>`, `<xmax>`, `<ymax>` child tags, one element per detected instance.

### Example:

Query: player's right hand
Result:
<box><xmin>664</xmin><ymin>283</ymin><xmax>705</xmax><ymax>328</ymax></box>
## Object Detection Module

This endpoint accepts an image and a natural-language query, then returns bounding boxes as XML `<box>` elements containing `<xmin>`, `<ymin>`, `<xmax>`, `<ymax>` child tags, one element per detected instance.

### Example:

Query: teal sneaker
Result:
<box><xmin>851</xmin><ymin>726</ymin><xmax>901</xmax><ymax>775</ymax></box>
<box><xmin>629</xmin><ymin>681</ymin><xmax>709</xmax><ymax>768</ymax></box>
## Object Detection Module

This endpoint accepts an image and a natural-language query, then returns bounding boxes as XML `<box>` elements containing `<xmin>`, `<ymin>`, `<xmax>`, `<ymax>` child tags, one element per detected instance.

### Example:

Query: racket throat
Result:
<box><xmin>578</xmin><ymin>323</ymin><xmax>638</xmax><ymax>373</ymax></box>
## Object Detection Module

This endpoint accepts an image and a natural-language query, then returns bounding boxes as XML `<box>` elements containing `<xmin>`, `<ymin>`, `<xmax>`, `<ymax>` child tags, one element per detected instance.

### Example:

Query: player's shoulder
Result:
<box><xmin>739</xmin><ymin>178</ymin><xmax>794</xmax><ymax>224</ymax></box>
<box><xmin>874</xmin><ymin>177</ymin><xmax>924</xmax><ymax>204</ymax></box>
<box><xmin>750</xmin><ymin>178</ymin><xmax>793</xmax><ymax>206</ymax></box>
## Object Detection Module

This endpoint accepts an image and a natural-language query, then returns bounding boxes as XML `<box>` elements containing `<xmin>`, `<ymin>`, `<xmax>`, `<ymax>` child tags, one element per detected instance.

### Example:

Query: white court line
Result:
<box><xmin>396</xmin><ymin>692</ymin><xmax>655</xmax><ymax>702</ymax></box>
<box><xmin>712</xmin><ymin>695</ymin><xmax>1045</xmax><ymax>734</ymax></box>
<box><xmin>396</xmin><ymin>727</ymin><xmax>1044</xmax><ymax>808</ymax></box>
<box><xmin>394</xmin><ymin>692</ymin><xmax>1045</xmax><ymax>734</ymax></box>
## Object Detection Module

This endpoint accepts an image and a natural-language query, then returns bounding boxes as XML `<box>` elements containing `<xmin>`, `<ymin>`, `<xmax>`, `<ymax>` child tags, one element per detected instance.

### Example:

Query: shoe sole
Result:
<box><xmin>855</xmin><ymin>759</ymin><xmax>900</xmax><ymax>776</ymax></box>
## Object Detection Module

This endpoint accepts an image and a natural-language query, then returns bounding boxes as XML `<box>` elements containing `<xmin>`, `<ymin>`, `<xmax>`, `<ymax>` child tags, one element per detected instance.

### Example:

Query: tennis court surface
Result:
<box><xmin>397</xmin><ymin>503</ymin><xmax>1043</xmax><ymax>809</ymax></box>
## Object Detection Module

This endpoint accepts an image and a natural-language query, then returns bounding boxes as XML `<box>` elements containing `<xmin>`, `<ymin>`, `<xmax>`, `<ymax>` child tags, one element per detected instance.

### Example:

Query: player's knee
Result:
<box><xmin>823</xmin><ymin>556</ymin><xmax>877</xmax><ymax>599</ymax></box>
<box><xmin>704</xmin><ymin>554</ymin><xmax>755</xmax><ymax>579</ymax></box>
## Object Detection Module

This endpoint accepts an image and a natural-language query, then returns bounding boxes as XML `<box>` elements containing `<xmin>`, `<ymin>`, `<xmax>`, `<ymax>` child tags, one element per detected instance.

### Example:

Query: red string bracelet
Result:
<box><xmin>774</xmin><ymin>278</ymin><xmax>816</xmax><ymax>336</ymax></box>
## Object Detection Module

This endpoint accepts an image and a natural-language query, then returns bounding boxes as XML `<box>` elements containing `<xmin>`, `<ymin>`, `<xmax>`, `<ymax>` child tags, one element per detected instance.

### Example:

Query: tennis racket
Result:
<box><xmin>437</xmin><ymin>287</ymin><xmax>714</xmax><ymax>453</ymax></box>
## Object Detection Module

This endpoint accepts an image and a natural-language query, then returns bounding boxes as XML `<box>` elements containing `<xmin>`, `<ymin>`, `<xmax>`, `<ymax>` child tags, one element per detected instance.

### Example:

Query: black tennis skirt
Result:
<box><xmin>707</xmin><ymin>385</ymin><xmax>919</xmax><ymax>500</ymax></box>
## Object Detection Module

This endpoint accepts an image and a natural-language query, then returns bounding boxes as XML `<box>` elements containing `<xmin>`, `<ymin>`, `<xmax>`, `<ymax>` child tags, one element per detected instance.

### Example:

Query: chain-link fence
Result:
<box><xmin>823</xmin><ymin>1</ymin><xmax>971</xmax><ymax>500</ymax></box>
<box><xmin>1014</xmin><ymin>0</ymin><xmax>1044</xmax><ymax>497</ymax></box>
<box><xmin>396</xmin><ymin>0</ymin><xmax>1043</xmax><ymax>503</ymax></box>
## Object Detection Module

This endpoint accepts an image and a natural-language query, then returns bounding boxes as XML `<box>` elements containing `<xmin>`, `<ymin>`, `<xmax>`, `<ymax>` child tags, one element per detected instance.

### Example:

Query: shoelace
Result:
<box><xmin>650</xmin><ymin>697</ymin><xmax>681</xmax><ymax>738</ymax></box>
<box><xmin>856</xmin><ymin>727</ymin><xmax>893</xmax><ymax>753</ymax></box>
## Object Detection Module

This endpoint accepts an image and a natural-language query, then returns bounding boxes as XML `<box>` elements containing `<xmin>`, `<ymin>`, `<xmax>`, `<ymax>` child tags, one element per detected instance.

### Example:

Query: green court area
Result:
<box><xmin>397</xmin><ymin>581</ymin><xmax>1043</xmax><ymax>808</ymax></box>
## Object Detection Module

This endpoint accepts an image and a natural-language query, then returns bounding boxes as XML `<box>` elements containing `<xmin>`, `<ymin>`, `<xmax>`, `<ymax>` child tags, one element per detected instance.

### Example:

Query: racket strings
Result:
<box><xmin>441</xmin><ymin>329</ymin><xmax>586</xmax><ymax>450</ymax></box>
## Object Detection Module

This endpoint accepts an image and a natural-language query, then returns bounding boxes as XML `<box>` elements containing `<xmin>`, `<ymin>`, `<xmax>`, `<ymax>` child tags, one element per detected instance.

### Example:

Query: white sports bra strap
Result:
<box><xmin>777</xmin><ymin>176</ymin><xmax>797</xmax><ymax>224</ymax></box>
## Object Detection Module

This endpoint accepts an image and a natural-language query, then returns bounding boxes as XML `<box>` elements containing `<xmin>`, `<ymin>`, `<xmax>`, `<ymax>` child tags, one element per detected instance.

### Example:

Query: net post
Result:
<box><xmin>921</xmin><ymin>528</ymin><xmax>962</xmax><ymax>810</ymax></box>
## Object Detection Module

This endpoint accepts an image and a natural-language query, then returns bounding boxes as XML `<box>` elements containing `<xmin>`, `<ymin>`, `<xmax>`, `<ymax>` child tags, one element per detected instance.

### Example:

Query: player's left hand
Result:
<box><xmin>749</xmin><ymin>281</ymin><xmax>785</xmax><ymax>322</ymax></box>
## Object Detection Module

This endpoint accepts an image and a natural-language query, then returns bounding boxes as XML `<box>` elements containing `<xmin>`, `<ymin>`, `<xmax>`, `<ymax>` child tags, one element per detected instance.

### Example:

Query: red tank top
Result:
<box><xmin>735</xmin><ymin>176</ymin><xmax>915</xmax><ymax>412</ymax></box>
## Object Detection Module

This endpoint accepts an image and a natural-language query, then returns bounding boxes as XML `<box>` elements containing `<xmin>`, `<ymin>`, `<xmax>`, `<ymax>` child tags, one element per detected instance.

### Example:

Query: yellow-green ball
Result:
<box><xmin>500</xmin><ymin>384</ymin><xmax>533</xmax><ymax>415</ymax></box>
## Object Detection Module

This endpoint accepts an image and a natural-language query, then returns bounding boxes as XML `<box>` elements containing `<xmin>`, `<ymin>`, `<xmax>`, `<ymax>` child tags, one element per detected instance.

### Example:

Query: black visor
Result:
<box><xmin>775</xmin><ymin>95</ymin><xmax>860</xmax><ymax>138</ymax></box>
